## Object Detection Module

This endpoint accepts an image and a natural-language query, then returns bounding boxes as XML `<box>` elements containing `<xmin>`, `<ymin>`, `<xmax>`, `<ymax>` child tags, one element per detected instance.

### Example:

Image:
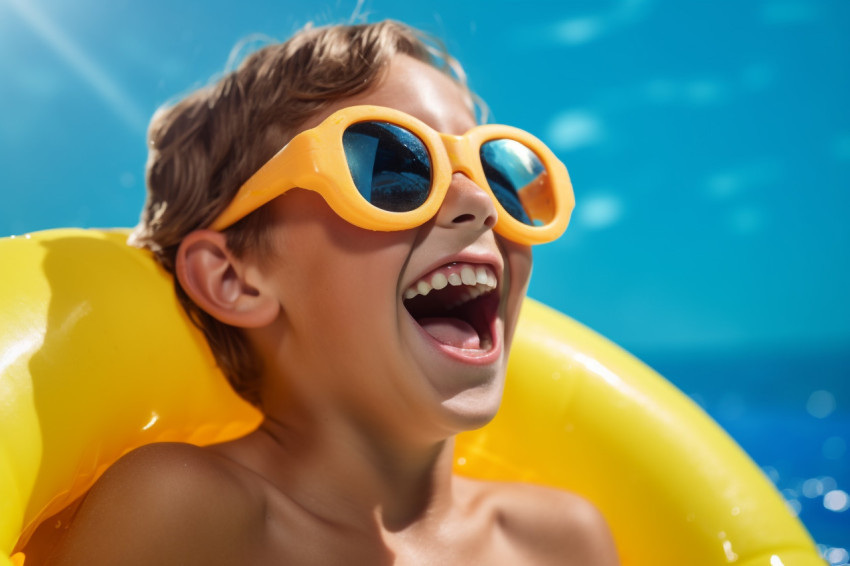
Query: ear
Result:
<box><xmin>175</xmin><ymin>230</ymin><xmax>280</xmax><ymax>328</ymax></box>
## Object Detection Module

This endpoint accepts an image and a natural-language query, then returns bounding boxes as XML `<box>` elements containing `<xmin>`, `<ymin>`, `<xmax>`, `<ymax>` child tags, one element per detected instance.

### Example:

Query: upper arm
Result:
<box><xmin>44</xmin><ymin>443</ymin><xmax>263</xmax><ymax>566</ymax></box>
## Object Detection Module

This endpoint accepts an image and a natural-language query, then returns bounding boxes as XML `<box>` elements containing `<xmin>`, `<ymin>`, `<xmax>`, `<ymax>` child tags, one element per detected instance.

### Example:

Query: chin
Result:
<box><xmin>438</xmin><ymin>374</ymin><xmax>506</xmax><ymax>432</ymax></box>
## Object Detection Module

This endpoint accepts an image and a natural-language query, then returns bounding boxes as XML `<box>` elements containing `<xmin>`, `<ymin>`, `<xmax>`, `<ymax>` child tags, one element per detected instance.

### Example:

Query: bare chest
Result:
<box><xmin>248</xmin><ymin>498</ymin><xmax>559</xmax><ymax>566</ymax></box>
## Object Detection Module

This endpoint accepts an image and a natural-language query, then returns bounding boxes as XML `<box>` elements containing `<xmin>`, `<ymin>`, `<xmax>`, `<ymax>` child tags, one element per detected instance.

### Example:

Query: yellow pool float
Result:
<box><xmin>0</xmin><ymin>229</ymin><xmax>823</xmax><ymax>565</ymax></box>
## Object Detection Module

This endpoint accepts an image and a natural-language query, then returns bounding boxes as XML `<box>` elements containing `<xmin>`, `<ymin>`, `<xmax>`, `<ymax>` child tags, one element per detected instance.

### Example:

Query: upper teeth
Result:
<box><xmin>403</xmin><ymin>264</ymin><xmax>498</xmax><ymax>301</ymax></box>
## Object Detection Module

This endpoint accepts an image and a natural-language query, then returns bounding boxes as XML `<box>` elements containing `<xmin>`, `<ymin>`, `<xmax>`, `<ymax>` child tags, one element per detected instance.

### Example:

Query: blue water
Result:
<box><xmin>1</xmin><ymin>0</ymin><xmax>847</xmax><ymax>559</ymax></box>
<box><xmin>649</xmin><ymin>350</ymin><xmax>850</xmax><ymax>549</ymax></box>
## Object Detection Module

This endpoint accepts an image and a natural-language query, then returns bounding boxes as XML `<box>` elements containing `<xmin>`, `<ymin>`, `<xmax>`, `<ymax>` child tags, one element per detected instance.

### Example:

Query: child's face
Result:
<box><xmin>254</xmin><ymin>55</ymin><xmax>532</xmax><ymax>434</ymax></box>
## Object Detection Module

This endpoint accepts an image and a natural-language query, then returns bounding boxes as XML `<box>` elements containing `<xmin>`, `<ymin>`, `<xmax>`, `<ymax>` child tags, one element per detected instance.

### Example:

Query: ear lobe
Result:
<box><xmin>176</xmin><ymin>230</ymin><xmax>279</xmax><ymax>328</ymax></box>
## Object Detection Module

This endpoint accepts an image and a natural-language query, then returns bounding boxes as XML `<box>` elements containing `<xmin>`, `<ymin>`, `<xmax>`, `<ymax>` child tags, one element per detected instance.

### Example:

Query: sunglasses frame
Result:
<box><xmin>210</xmin><ymin>105</ymin><xmax>574</xmax><ymax>245</ymax></box>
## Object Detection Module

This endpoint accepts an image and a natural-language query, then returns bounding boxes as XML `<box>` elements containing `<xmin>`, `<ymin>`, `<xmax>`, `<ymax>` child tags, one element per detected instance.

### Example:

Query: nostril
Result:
<box><xmin>440</xmin><ymin>175</ymin><xmax>499</xmax><ymax>231</ymax></box>
<box><xmin>451</xmin><ymin>212</ymin><xmax>497</xmax><ymax>229</ymax></box>
<box><xmin>452</xmin><ymin>213</ymin><xmax>476</xmax><ymax>224</ymax></box>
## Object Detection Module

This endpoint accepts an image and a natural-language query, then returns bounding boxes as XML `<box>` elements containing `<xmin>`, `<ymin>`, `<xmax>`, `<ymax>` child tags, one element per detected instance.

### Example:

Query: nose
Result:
<box><xmin>433</xmin><ymin>173</ymin><xmax>498</xmax><ymax>235</ymax></box>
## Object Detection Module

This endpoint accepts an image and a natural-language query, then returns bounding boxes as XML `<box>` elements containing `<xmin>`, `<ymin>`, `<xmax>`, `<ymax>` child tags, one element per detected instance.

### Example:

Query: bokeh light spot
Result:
<box><xmin>553</xmin><ymin>17</ymin><xmax>603</xmax><ymax>45</ymax></box>
<box><xmin>547</xmin><ymin>110</ymin><xmax>604</xmax><ymax>151</ymax></box>
<box><xmin>806</xmin><ymin>390</ymin><xmax>836</xmax><ymax>419</ymax></box>
<box><xmin>802</xmin><ymin>478</ymin><xmax>824</xmax><ymax>498</ymax></box>
<box><xmin>762</xmin><ymin>466</ymin><xmax>780</xmax><ymax>484</ymax></box>
<box><xmin>785</xmin><ymin>498</ymin><xmax>802</xmax><ymax>516</ymax></box>
<box><xmin>825</xmin><ymin>546</ymin><xmax>849</xmax><ymax>565</ymax></box>
<box><xmin>823</xmin><ymin>490</ymin><xmax>849</xmax><ymax>513</ymax></box>
<box><xmin>577</xmin><ymin>194</ymin><xmax>623</xmax><ymax>229</ymax></box>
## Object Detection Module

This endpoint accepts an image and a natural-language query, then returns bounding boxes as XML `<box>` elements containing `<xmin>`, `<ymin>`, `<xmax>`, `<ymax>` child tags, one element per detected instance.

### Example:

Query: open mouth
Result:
<box><xmin>402</xmin><ymin>263</ymin><xmax>499</xmax><ymax>352</ymax></box>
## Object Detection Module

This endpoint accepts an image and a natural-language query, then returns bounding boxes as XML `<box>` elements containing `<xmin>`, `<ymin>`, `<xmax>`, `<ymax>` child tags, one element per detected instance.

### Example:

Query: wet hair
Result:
<box><xmin>129</xmin><ymin>20</ymin><xmax>469</xmax><ymax>406</ymax></box>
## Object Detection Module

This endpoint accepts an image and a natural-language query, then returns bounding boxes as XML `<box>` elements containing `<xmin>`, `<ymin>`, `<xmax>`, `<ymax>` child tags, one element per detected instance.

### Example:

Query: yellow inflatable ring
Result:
<box><xmin>0</xmin><ymin>229</ymin><xmax>822</xmax><ymax>565</ymax></box>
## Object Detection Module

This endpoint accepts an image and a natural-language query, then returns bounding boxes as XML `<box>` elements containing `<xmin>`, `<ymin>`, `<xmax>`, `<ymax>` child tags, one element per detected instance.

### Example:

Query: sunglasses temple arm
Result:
<box><xmin>209</xmin><ymin>134</ymin><xmax>321</xmax><ymax>231</ymax></box>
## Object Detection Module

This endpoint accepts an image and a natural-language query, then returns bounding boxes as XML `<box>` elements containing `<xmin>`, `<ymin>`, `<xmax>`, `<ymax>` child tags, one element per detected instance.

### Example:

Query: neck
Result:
<box><xmin>235</xmin><ymin>404</ymin><xmax>460</xmax><ymax>536</ymax></box>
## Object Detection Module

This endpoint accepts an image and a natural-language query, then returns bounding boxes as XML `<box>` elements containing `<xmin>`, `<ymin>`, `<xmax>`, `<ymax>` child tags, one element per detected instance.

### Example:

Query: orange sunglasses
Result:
<box><xmin>210</xmin><ymin>105</ymin><xmax>574</xmax><ymax>245</ymax></box>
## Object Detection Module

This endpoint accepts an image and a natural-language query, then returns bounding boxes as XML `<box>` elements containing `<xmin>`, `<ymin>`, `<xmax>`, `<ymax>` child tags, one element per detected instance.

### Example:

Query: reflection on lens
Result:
<box><xmin>342</xmin><ymin>121</ymin><xmax>432</xmax><ymax>212</ymax></box>
<box><xmin>480</xmin><ymin>139</ymin><xmax>546</xmax><ymax>225</ymax></box>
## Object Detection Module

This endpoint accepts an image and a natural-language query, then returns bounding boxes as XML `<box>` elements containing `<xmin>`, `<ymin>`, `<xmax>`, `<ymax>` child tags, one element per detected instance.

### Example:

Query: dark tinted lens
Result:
<box><xmin>342</xmin><ymin>121</ymin><xmax>432</xmax><ymax>212</ymax></box>
<box><xmin>480</xmin><ymin>139</ymin><xmax>546</xmax><ymax>225</ymax></box>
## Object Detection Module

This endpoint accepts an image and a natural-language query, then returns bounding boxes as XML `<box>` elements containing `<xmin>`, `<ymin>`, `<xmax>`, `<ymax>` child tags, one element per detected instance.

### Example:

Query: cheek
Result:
<box><xmin>272</xmin><ymin>217</ymin><xmax>414</xmax><ymax>334</ymax></box>
<box><xmin>506</xmin><ymin>243</ymin><xmax>533</xmax><ymax>298</ymax></box>
<box><xmin>267</xmin><ymin>191</ymin><xmax>413</xmax><ymax>298</ymax></box>
<box><xmin>501</xmin><ymin>243</ymin><xmax>533</xmax><ymax>347</ymax></box>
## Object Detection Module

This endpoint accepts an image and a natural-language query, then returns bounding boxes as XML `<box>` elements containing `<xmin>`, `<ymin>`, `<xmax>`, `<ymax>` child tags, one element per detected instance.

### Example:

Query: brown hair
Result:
<box><xmin>129</xmin><ymin>20</ymin><xmax>468</xmax><ymax>405</ymax></box>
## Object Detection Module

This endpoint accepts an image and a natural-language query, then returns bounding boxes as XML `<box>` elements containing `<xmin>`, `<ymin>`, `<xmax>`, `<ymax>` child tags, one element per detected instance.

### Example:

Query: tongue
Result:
<box><xmin>418</xmin><ymin>317</ymin><xmax>481</xmax><ymax>349</ymax></box>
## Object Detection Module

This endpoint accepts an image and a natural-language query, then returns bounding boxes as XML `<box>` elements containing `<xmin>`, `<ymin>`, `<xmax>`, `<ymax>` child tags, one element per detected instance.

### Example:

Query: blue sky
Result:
<box><xmin>1</xmin><ymin>0</ymin><xmax>847</xmax><ymax>358</ymax></box>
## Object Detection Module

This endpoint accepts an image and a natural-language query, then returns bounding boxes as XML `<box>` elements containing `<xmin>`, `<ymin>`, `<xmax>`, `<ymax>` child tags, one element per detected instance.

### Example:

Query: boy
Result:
<box><xmin>47</xmin><ymin>20</ymin><xmax>619</xmax><ymax>565</ymax></box>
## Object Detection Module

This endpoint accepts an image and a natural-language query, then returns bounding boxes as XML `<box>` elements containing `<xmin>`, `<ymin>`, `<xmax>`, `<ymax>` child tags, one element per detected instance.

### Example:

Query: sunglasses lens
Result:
<box><xmin>480</xmin><ymin>139</ymin><xmax>548</xmax><ymax>226</ymax></box>
<box><xmin>342</xmin><ymin>121</ymin><xmax>432</xmax><ymax>212</ymax></box>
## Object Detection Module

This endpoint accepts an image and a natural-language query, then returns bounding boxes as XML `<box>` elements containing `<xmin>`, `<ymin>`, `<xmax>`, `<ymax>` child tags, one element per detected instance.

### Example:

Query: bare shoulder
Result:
<box><xmin>45</xmin><ymin>442</ymin><xmax>265</xmax><ymax>566</ymax></box>
<box><xmin>457</xmin><ymin>477</ymin><xmax>620</xmax><ymax>566</ymax></box>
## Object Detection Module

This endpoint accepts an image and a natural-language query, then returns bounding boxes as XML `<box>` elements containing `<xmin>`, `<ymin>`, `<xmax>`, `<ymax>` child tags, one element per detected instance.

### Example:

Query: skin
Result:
<box><xmin>41</xmin><ymin>55</ymin><xmax>620</xmax><ymax>565</ymax></box>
